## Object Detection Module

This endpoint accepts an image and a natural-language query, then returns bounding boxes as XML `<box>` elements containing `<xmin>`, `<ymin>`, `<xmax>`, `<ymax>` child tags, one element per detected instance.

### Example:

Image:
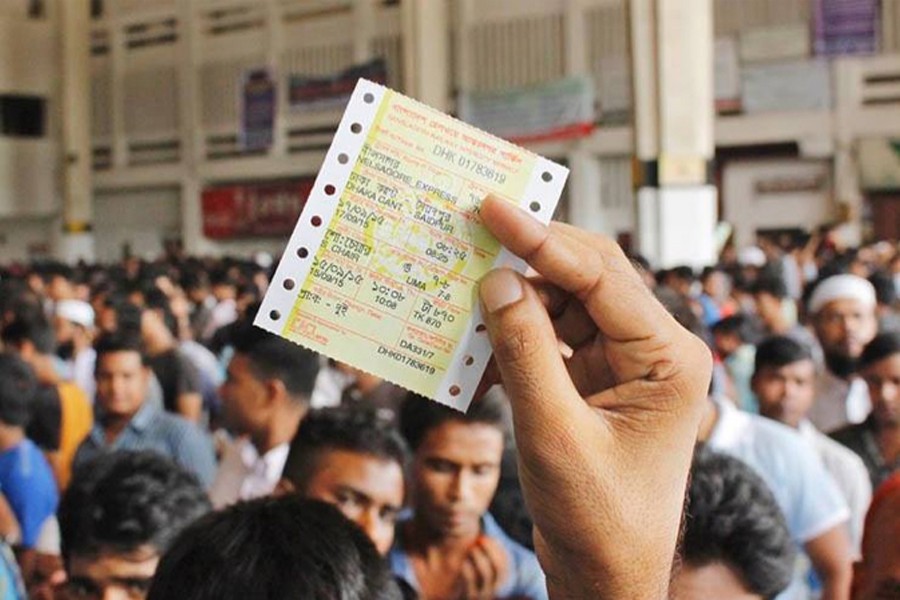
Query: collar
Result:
<box><xmin>128</xmin><ymin>400</ymin><xmax>158</xmax><ymax>432</ymax></box>
<box><xmin>239</xmin><ymin>440</ymin><xmax>290</xmax><ymax>476</ymax></box>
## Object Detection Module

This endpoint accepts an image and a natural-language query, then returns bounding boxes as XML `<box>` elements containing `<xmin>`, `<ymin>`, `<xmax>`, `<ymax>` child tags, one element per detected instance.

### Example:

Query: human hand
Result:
<box><xmin>476</xmin><ymin>196</ymin><xmax>712</xmax><ymax>599</ymax></box>
<box><xmin>456</xmin><ymin>535</ymin><xmax>509</xmax><ymax>600</ymax></box>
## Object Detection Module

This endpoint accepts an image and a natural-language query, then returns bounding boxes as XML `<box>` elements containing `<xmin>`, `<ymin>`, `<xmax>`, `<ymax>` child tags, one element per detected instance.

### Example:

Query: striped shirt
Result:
<box><xmin>73</xmin><ymin>401</ymin><xmax>216</xmax><ymax>487</ymax></box>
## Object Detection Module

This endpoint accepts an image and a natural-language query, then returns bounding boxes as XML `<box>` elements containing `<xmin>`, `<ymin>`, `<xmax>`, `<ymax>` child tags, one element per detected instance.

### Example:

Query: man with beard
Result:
<box><xmin>52</xmin><ymin>300</ymin><xmax>97</xmax><ymax>402</ymax></box>
<box><xmin>807</xmin><ymin>275</ymin><xmax>879</xmax><ymax>433</ymax></box>
<box><xmin>833</xmin><ymin>332</ymin><xmax>900</xmax><ymax>490</ymax></box>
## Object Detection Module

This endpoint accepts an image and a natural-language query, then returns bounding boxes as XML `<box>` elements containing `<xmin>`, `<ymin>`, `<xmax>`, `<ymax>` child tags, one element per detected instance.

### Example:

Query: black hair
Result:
<box><xmin>753</xmin><ymin>336</ymin><xmax>813</xmax><ymax>374</ymax></box>
<box><xmin>399</xmin><ymin>393</ymin><xmax>506</xmax><ymax>452</ymax></box>
<box><xmin>1</xmin><ymin>314</ymin><xmax>56</xmax><ymax>354</ymax></box>
<box><xmin>683</xmin><ymin>447</ymin><xmax>796</xmax><ymax>599</ymax></box>
<box><xmin>0</xmin><ymin>354</ymin><xmax>36</xmax><ymax>427</ymax></box>
<box><xmin>94</xmin><ymin>331</ymin><xmax>148</xmax><ymax>366</ymax></box>
<box><xmin>147</xmin><ymin>496</ymin><xmax>402</xmax><ymax>600</ymax></box>
<box><xmin>282</xmin><ymin>406</ymin><xmax>409</xmax><ymax>491</ymax></box>
<box><xmin>710</xmin><ymin>314</ymin><xmax>753</xmax><ymax>343</ymax></box>
<box><xmin>230</xmin><ymin>323</ymin><xmax>319</xmax><ymax>401</ymax></box>
<box><xmin>751</xmin><ymin>274</ymin><xmax>789</xmax><ymax>300</ymax></box>
<box><xmin>113</xmin><ymin>301</ymin><xmax>144</xmax><ymax>336</ymax></box>
<box><xmin>869</xmin><ymin>271</ymin><xmax>898</xmax><ymax>307</ymax></box>
<box><xmin>143</xmin><ymin>288</ymin><xmax>179</xmax><ymax>336</ymax></box>
<box><xmin>670</xmin><ymin>266</ymin><xmax>696</xmax><ymax>282</ymax></box>
<box><xmin>59</xmin><ymin>451</ymin><xmax>210</xmax><ymax>563</ymax></box>
<box><xmin>859</xmin><ymin>331</ymin><xmax>900</xmax><ymax>371</ymax></box>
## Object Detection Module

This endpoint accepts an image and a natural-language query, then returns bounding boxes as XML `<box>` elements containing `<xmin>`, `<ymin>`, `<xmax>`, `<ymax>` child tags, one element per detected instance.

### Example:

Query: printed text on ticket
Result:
<box><xmin>255</xmin><ymin>79</ymin><xmax>568</xmax><ymax>410</ymax></box>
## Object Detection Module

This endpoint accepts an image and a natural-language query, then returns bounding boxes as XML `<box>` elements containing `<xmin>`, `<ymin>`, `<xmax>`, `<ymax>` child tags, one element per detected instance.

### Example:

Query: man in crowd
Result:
<box><xmin>672</xmin><ymin>447</ymin><xmax>796</xmax><ymax>599</ymax></box>
<box><xmin>853</xmin><ymin>475</ymin><xmax>900</xmax><ymax>600</ymax></box>
<box><xmin>752</xmin><ymin>274</ymin><xmax>822</xmax><ymax>363</ymax></box>
<box><xmin>1</xmin><ymin>316</ymin><xmax>92</xmax><ymax>489</ymax></box>
<box><xmin>277</xmin><ymin>406</ymin><xmax>407</xmax><ymax>555</ymax></box>
<box><xmin>58</xmin><ymin>451</ymin><xmax>210</xmax><ymax>599</ymax></box>
<box><xmin>833</xmin><ymin>331</ymin><xmax>900</xmax><ymax>489</ymax></box>
<box><xmin>135</xmin><ymin>297</ymin><xmax>204</xmax><ymax>423</ymax></box>
<box><xmin>808</xmin><ymin>274</ymin><xmax>879</xmax><ymax>432</ymax></box>
<box><xmin>209</xmin><ymin>323</ymin><xmax>319</xmax><ymax>508</ymax></box>
<box><xmin>698</xmin><ymin>392</ymin><xmax>854</xmax><ymax>598</ymax></box>
<box><xmin>752</xmin><ymin>336</ymin><xmax>872</xmax><ymax>554</ymax></box>
<box><xmin>710</xmin><ymin>315</ymin><xmax>758</xmax><ymax>412</ymax></box>
<box><xmin>0</xmin><ymin>355</ymin><xmax>58</xmax><ymax>551</ymax></box>
<box><xmin>391</xmin><ymin>393</ymin><xmax>547</xmax><ymax>600</ymax></box>
<box><xmin>73</xmin><ymin>333</ymin><xmax>216</xmax><ymax>487</ymax></box>
<box><xmin>147</xmin><ymin>497</ymin><xmax>401</xmax><ymax>600</ymax></box>
<box><xmin>52</xmin><ymin>299</ymin><xmax>97</xmax><ymax>402</ymax></box>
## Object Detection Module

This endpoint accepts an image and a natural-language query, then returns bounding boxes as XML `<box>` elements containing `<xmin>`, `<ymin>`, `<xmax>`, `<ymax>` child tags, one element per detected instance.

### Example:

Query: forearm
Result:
<box><xmin>818</xmin><ymin>568</ymin><xmax>852</xmax><ymax>600</ymax></box>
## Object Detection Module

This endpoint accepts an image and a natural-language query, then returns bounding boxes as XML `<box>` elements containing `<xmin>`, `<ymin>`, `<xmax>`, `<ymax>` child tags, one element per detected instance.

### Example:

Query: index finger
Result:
<box><xmin>480</xmin><ymin>195</ymin><xmax>672</xmax><ymax>343</ymax></box>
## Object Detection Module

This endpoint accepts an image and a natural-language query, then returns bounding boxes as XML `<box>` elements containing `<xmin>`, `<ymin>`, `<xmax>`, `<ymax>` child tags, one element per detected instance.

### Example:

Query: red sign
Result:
<box><xmin>202</xmin><ymin>179</ymin><xmax>313</xmax><ymax>239</ymax></box>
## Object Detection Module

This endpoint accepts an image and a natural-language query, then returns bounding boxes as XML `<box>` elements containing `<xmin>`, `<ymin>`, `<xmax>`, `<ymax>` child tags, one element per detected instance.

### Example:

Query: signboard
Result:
<box><xmin>288</xmin><ymin>59</ymin><xmax>387</xmax><ymax>113</ymax></box>
<box><xmin>813</xmin><ymin>0</ymin><xmax>879</xmax><ymax>57</ymax></box>
<box><xmin>239</xmin><ymin>68</ymin><xmax>276</xmax><ymax>152</ymax></box>
<box><xmin>458</xmin><ymin>76</ymin><xmax>596</xmax><ymax>144</ymax></box>
<box><xmin>201</xmin><ymin>179</ymin><xmax>313</xmax><ymax>239</ymax></box>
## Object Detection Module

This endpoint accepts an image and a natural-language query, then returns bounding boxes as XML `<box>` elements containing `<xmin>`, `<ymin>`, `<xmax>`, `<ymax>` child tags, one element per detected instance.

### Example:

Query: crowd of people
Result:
<box><xmin>0</xmin><ymin>197</ymin><xmax>896</xmax><ymax>599</ymax></box>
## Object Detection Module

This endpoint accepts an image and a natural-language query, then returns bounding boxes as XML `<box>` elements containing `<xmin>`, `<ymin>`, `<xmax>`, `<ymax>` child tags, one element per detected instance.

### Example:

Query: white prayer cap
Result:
<box><xmin>55</xmin><ymin>299</ymin><xmax>95</xmax><ymax>328</ymax></box>
<box><xmin>738</xmin><ymin>246</ymin><xmax>766</xmax><ymax>267</ymax></box>
<box><xmin>808</xmin><ymin>274</ymin><xmax>876</xmax><ymax>314</ymax></box>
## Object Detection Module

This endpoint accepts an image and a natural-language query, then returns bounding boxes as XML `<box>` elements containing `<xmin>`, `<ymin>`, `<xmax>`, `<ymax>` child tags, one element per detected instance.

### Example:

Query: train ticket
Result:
<box><xmin>255</xmin><ymin>79</ymin><xmax>568</xmax><ymax>410</ymax></box>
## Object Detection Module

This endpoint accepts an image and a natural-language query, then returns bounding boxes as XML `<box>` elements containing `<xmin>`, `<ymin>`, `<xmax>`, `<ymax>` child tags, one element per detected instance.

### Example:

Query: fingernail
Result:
<box><xmin>479</xmin><ymin>269</ymin><xmax>523</xmax><ymax>313</ymax></box>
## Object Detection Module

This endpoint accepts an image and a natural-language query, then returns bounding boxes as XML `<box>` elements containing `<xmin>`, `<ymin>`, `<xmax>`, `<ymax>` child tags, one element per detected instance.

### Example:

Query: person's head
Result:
<box><xmin>809</xmin><ymin>275</ymin><xmax>878</xmax><ymax>377</ymax></box>
<box><xmin>400</xmin><ymin>394</ymin><xmax>506</xmax><ymax>540</ymax></box>
<box><xmin>147</xmin><ymin>496</ymin><xmax>401</xmax><ymax>600</ymax></box>
<box><xmin>219</xmin><ymin>324</ymin><xmax>319</xmax><ymax>437</ymax></box>
<box><xmin>1</xmin><ymin>314</ymin><xmax>56</xmax><ymax>363</ymax></box>
<box><xmin>53</xmin><ymin>299</ymin><xmax>96</xmax><ymax>359</ymax></box>
<box><xmin>277</xmin><ymin>407</ymin><xmax>407</xmax><ymax>555</ymax></box>
<box><xmin>752</xmin><ymin>336</ymin><xmax>817</xmax><ymax>429</ymax></box>
<box><xmin>854</xmin><ymin>475</ymin><xmax>900</xmax><ymax>600</ymax></box>
<box><xmin>209</xmin><ymin>270</ymin><xmax>237</xmax><ymax>302</ymax></box>
<box><xmin>859</xmin><ymin>332</ymin><xmax>900</xmax><ymax>429</ymax></box>
<box><xmin>94</xmin><ymin>333</ymin><xmax>151</xmax><ymax>420</ymax></box>
<box><xmin>750</xmin><ymin>276</ymin><xmax>788</xmax><ymax>329</ymax></box>
<box><xmin>868</xmin><ymin>271</ymin><xmax>897</xmax><ymax>315</ymax></box>
<box><xmin>710</xmin><ymin>315</ymin><xmax>752</xmax><ymax>359</ymax></box>
<box><xmin>701</xmin><ymin>267</ymin><xmax>730</xmax><ymax>300</ymax></box>
<box><xmin>665</xmin><ymin>266</ymin><xmax>696</xmax><ymax>297</ymax></box>
<box><xmin>674</xmin><ymin>447</ymin><xmax>795</xmax><ymax>600</ymax></box>
<box><xmin>58</xmin><ymin>451</ymin><xmax>210</xmax><ymax>600</ymax></box>
<box><xmin>0</xmin><ymin>353</ymin><xmax>35</xmax><ymax>431</ymax></box>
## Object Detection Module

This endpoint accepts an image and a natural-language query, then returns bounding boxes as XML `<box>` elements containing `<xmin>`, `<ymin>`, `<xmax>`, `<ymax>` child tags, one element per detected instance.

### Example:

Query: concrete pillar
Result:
<box><xmin>630</xmin><ymin>0</ymin><xmax>717</xmax><ymax>269</ymax></box>
<box><xmin>176</xmin><ymin>0</ymin><xmax>213</xmax><ymax>256</ymax></box>
<box><xmin>402</xmin><ymin>0</ymin><xmax>450</xmax><ymax>110</ymax></box>
<box><xmin>56</xmin><ymin>0</ymin><xmax>94</xmax><ymax>262</ymax></box>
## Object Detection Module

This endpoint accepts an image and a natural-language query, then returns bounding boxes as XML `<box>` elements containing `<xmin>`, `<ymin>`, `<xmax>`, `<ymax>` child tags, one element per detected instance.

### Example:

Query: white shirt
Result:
<box><xmin>808</xmin><ymin>370</ymin><xmax>871</xmax><ymax>434</ymax></box>
<box><xmin>708</xmin><ymin>397</ymin><xmax>851</xmax><ymax>600</ymax></box>
<box><xmin>209</xmin><ymin>438</ymin><xmax>290</xmax><ymax>509</ymax></box>
<box><xmin>798</xmin><ymin>420</ymin><xmax>872</xmax><ymax>557</ymax></box>
<box><xmin>72</xmin><ymin>348</ymin><xmax>96</xmax><ymax>403</ymax></box>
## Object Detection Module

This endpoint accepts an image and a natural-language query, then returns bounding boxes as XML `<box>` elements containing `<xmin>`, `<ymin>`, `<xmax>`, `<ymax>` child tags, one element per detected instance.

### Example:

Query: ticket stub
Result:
<box><xmin>255</xmin><ymin>79</ymin><xmax>568</xmax><ymax>410</ymax></box>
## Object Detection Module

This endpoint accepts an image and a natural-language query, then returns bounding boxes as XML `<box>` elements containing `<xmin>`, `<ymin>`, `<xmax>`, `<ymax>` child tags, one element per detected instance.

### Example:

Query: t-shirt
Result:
<box><xmin>0</xmin><ymin>440</ymin><xmax>59</xmax><ymax>549</ymax></box>
<box><xmin>708</xmin><ymin>397</ymin><xmax>850</xmax><ymax>600</ymax></box>
<box><xmin>147</xmin><ymin>348</ymin><xmax>203</xmax><ymax>415</ymax></box>
<box><xmin>389</xmin><ymin>513</ymin><xmax>548</xmax><ymax>600</ymax></box>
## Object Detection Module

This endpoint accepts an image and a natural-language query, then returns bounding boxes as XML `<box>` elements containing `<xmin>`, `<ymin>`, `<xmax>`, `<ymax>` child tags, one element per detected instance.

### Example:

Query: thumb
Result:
<box><xmin>478</xmin><ymin>269</ymin><xmax>584</xmax><ymax>436</ymax></box>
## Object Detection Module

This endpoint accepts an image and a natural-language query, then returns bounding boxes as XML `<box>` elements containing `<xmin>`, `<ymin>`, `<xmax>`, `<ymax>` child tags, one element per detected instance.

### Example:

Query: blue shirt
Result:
<box><xmin>0</xmin><ymin>439</ymin><xmax>58</xmax><ymax>549</ymax></box>
<box><xmin>389</xmin><ymin>513</ymin><xmax>548</xmax><ymax>600</ymax></box>
<box><xmin>74</xmin><ymin>401</ymin><xmax>216</xmax><ymax>487</ymax></box>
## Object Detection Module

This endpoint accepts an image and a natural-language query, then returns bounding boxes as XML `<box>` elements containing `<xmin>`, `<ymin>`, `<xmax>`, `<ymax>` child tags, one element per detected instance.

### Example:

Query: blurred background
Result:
<box><xmin>0</xmin><ymin>0</ymin><xmax>897</xmax><ymax>268</ymax></box>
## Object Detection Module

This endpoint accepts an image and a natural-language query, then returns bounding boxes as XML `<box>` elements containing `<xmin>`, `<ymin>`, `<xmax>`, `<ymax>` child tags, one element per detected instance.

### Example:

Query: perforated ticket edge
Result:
<box><xmin>254</xmin><ymin>79</ymin><xmax>568</xmax><ymax>411</ymax></box>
